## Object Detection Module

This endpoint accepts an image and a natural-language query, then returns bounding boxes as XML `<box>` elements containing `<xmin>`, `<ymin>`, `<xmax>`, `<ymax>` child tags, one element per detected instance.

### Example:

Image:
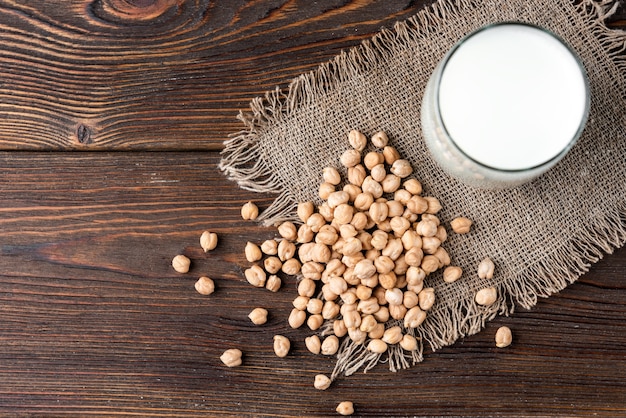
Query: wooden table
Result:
<box><xmin>1</xmin><ymin>1</ymin><xmax>624</xmax><ymax>416</ymax></box>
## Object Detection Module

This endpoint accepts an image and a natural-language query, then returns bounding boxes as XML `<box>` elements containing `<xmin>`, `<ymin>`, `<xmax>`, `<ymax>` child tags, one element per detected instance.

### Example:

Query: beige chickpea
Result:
<box><xmin>364</xmin><ymin>151</ymin><xmax>384</xmax><ymax>170</ymax></box>
<box><xmin>306</xmin><ymin>213</ymin><xmax>326</xmax><ymax>233</ymax></box>
<box><xmin>241</xmin><ymin>201</ymin><xmax>259</xmax><ymax>220</ymax></box>
<box><xmin>244</xmin><ymin>265</ymin><xmax>266</xmax><ymax>287</ymax></box>
<box><xmin>297</xmin><ymin>201</ymin><xmax>315</xmax><ymax>223</ymax></box>
<box><xmin>378</xmin><ymin>271</ymin><xmax>397</xmax><ymax>290</ymax></box>
<box><xmin>336</xmin><ymin>401</ymin><xmax>355</xmax><ymax>416</ymax></box>
<box><xmin>327</xmin><ymin>190</ymin><xmax>350</xmax><ymax>208</ymax></box>
<box><xmin>443</xmin><ymin>266</ymin><xmax>463</xmax><ymax>283</ymax></box>
<box><xmin>390</xmin><ymin>159</ymin><xmax>413</xmax><ymax>178</ymax></box>
<box><xmin>265</xmin><ymin>275</ymin><xmax>281</xmax><ymax>292</ymax></box>
<box><xmin>323</xmin><ymin>166</ymin><xmax>341</xmax><ymax>185</ymax></box>
<box><xmin>301</xmin><ymin>261</ymin><xmax>323</xmax><ymax>280</ymax></box>
<box><xmin>172</xmin><ymin>255</ymin><xmax>191</xmax><ymax>273</ymax></box>
<box><xmin>367</xmin><ymin>338</ymin><xmax>388</xmax><ymax>354</ymax></box>
<box><xmin>421</xmin><ymin>255</ymin><xmax>440</xmax><ymax>274</ymax></box>
<box><xmin>450</xmin><ymin>216</ymin><xmax>473</xmax><ymax>234</ymax></box>
<box><xmin>361</xmin><ymin>176</ymin><xmax>383</xmax><ymax>199</ymax></box>
<box><xmin>418</xmin><ymin>288</ymin><xmax>436</xmax><ymax>311</ymax></box>
<box><xmin>273</xmin><ymin>335</ymin><xmax>290</xmax><ymax>358</ymax></box>
<box><xmin>478</xmin><ymin>257</ymin><xmax>495</xmax><ymax>279</ymax></box>
<box><xmin>382</xmin><ymin>326</ymin><xmax>403</xmax><ymax>344</ymax></box>
<box><xmin>305</xmin><ymin>335</ymin><xmax>321</xmax><ymax>355</ymax></box>
<box><xmin>348</xmin><ymin>164</ymin><xmax>366</xmax><ymax>186</ymax></box>
<box><xmin>314</xmin><ymin>374</ymin><xmax>332</xmax><ymax>391</ymax></box>
<box><xmin>297</xmin><ymin>224</ymin><xmax>315</xmax><ymax>244</ymax></box>
<box><xmin>292</xmin><ymin>295</ymin><xmax>310</xmax><ymax>311</ymax></box>
<box><xmin>403</xmin><ymin>178</ymin><xmax>423</xmax><ymax>195</ymax></box>
<box><xmin>340</xmin><ymin>224</ymin><xmax>358</xmax><ymax>240</ymax></box>
<box><xmin>382</xmin><ymin>145</ymin><xmax>400</xmax><ymax>164</ymax></box>
<box><xmin>407</xmin><ymin>195</ymin><xmax>428</xmax><ymax>214</ymax></box>
<box><xmin>277</xmin><ymin>239</ymin><xmax>296</xmax><ymax>261</ymax></box>
<box><xmin>359</xmin><ymin>314</ymin><xmax>378</xmax><ymax>333</ymax></box>
<box><xmin>402</xmin><ymin>290</ymin><xmax>419</xmax><ymax>309</ymax></box>
<box><xmin>194</xmin><ymin>276</ymin><xmax>215</xmax><ymax>296</ymax></box>
<box><xmin>357</xmin><ymin>297</ymin><xmax>380</xmax><ymax>315</ymax></box>
<box><xmin>318</xmin><ymin>182</ymin><xmax>335</xmax><ymax>200</ymax></box>
<box><xmin>368</xmin><ymin>322</ymin><xmax>385</xmax><ymax>339</ymax></box>
<box><xmin>370</xmin><ymin>164</ymin><xmax>387</xmax><ymax>182</ymax></box>
<box><xmin>298</xmin><ymin>278</ymin><xmax>317</xmax><ymax>297</ymax></box>
<box><xmin>348</xmin><ymin>129</ymin><xmax>367</xmax><ymax>151</ymax></box>
<box><xmin>347</xmin><ymin>327</ymin><xmax>367</xmax><ymax>344</ymax></box>
<box><xmin>281</xmin><ymin>258</ymin><xmax>301</xmax><ymax>276</ymax></box>
<box><xmin>321</xmin><ymin>335</ymin><xmax>340</xmax><ymax>355</ymax></box>
<box><xmin>333</xmin><ymin>319</ymin><xmax>348</xmax><ymax>338</ymax></box>
<box><xmin>245</xmin><ymin>242</ymin><xmax>262</xmax><ymax>262</ymax></box>
<box><xmin>288</xmin><ymin>308</ymin><xmax>306</xmax><ymax>329</ymax></box>
<box><xmin>389</xmin><ymin>303</ymin><xmax>408</xmax><ymax>320</ymax></box>
<box><xmin>354</xmin><ymin>192</ymin><xmax>374</xmax><ymax>211</ymax></box>
<box><xmin>425</xmin><ymin>196</ymin><xmax>442</xmax><ymax>214</ymax></box>
<box><xmin>495</xmin><ymin>326</ymin><xmax>513</xmax><ymax>348</ymax></box>
<box><xmin>404</xmin><ymin>306</ymin><xmax>427</xmax><ymax>328</ymax></box>
<box><xmin>306</xmin><ymin>298</ymin><xmax>324</xmax><ymax>315</ymax></box>
<box><xmin>385</xmin><ymin>287</ymin><xmax>404</xmax><ymax>305</ymax></box>
<box><xmin>200</xmin><ymin>231</ymin><xmax>218</xmax><ymax>252</ymax></box>
<box><xmin>248</xmin><ymin>308</ymin><xmax>268</xmax><ymax>325</ymax></box>
<box><xmin>264</xmin><ymin>257</ymin><xmax>282</xmax><ymax>275</ymax></box>
<box><xmin>372</xmin><ymin>305</ymin><xmax>389</xmax><ymax>323</ymax></box>
<box><xmin>340</xmin><ymin>148</ymin><xmax>361</xmax><ymax>168</ymax></box>
<box><xmin>307</xmin><ymin>314</ymin><xmax>324</xmax><ymax>331</ymax></box>
<box><xmin>475</xmin><ymin>287</ymin><xmax>497</xmax><ymax>306</ymax></box>
<box><xmin>400</xmin><ymin>334</ymin><xmax>419</xmax><ymax>351</ymax></box>
<box><xmin>260</xmin><ymin>239</ymin><xmax>278</xmax><ymax>255</ymax></box>
<box><xmin>371</xmin><ymin>131</ymin><xmax>389</xmax><ymax>148</ymax></box>
<box><xmin>220</xmin><ymin>348</ymin><xmax>242</xmax><ymax>367</ymax></box>
<box><xmin>322</xmin><ymin>300</ymin><xmax>341</xmax><ymax>320</ymax></box>
<box><xmin>277</xmin><ymin>221</ymin><xmax>297</xmax><ymax>241</ymax></box>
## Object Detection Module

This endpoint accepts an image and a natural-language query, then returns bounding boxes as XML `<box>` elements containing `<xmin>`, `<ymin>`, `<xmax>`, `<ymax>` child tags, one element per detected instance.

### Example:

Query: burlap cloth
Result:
<box><xmin>220</xmin><ymin>0</ymin><xmax>626</xmax><ymax>378</ymax></box>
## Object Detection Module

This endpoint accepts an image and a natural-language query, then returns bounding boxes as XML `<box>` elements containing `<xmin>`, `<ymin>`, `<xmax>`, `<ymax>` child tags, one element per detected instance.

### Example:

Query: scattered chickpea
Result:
<box><xmin>244</xmin><ymin>265</ymin><xmax>266</xmax><ymax>288</ymax></box>
<box><xmin>220</xmin><ymin>349</ymin><xmax>242</xmax><ymax>367</ymax></box>
<box><xmin>443</xmin><ymin>266</ymin><xmax>463</xmax><ymax>283</ymax></box>
<box><xmin>475</xmin><ymin>287</ymin><xmax>498</xmax><ymax>306</ymax></box>
<box><xmin>336</xmin><ymin>401</ymin><xmax>355</xmax><ymax>416</ymax></box>
<box><xmin>241</xmin><ymin>201</ymin><xmax>259</xmax><ymax>220</ymax></box>
<box><xmin>321</xmin><ymin>335</ymin><xmax>340</xmax><ymax>355</ymax></box>
<box><xmin>305</xmin><ymin>335</ymin><xmax>322</xmax><ymax>354</ymax></box>
<box><xmin>200</xmin><ymin>231</ymin><xmax>218</xmax><ymax>252</ymax></box>
<box><xmin>245</xmin><ymin>242</ymin><xmax>262</xmax><ymax>262</ymax></box>
<box><xmin>367</xmin><ymin>338</ymin><xmax>388</xmax><ymax>354</ymax></box>
<box><xmin>314</xmin><ymin>374</ymin><xmax>332</xmax><ymax>390</ymax></box>
<box><xmin>247</xmin><ymin>307</ymin><xmax>268</xmax><ymax>325</ymax></box>
<box><xmin>194</xmin><ymin>276</ymin><xmax>215</xmax><ymax>295</ymax></box>
<box><xmin>230</xmin><ymin>130</ymin><xmax>476</xmax><ymax>376</ymax></box>
<box><xmin>495</xmin><ymin>326</ymin><xmax>513</xmax><ymax>348</ymax></box>
<box><xmin>172</xmin><ymin>254</ymin><xmax>191</xmax><ymax>273</ymax></box>
<box><xmin>273</xmin><ymin>335</ymin><xmax>291</xmax><ymax>358</ymax></box>
<box><xmin>450</xmin><ymin>217</ymin><xmax>473</xmax><ymax>234</ymax></box>
<box><xmin>478</xmin><ymin>257</ymin><xmax>495</xmax><ymax>279</ymax></box>
<box><xmin>348</xmin><ymin>130</ymin><xmax>367</xmax><ymax>151</ymax></box>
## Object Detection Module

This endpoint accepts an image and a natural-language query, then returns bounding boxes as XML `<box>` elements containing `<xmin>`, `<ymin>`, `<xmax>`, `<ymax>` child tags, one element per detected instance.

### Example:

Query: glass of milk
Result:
<box><xmin>421</xmin><ymin>22</ymin><xmax>590</xmax><ymax>189</ymax></box>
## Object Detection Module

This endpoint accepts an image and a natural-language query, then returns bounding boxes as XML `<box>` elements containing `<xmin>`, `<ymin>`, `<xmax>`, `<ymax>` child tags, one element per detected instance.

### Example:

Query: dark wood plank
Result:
<box><xmin>0</xmin><ymin>1</ymin><xmax>432</xmax><ymax>151</ymax></box>
<box><xmin>0</xmin><ymin>1</ymin><xmax>623</xmax><ymax>151</ymax></box>
<box><xmin>0</xmin><ymin>151</ymin><xmax>624</xmax><ymax>416</ymax></box>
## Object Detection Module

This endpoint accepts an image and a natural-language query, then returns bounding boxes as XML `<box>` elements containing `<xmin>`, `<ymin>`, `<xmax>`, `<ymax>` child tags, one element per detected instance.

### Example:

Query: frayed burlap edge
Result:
<box><xmin>219</xmin><ymin>0</ymin><xmax>626</xmax><ymax>379</ymax></box>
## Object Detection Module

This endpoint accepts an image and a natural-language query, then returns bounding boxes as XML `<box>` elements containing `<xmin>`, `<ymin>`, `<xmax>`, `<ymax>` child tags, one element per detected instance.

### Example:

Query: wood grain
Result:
<box><xmin>0</xmin><ymin>1</ymin><xmax>625</xmax><ymax>416</ymax></box>
<box><xmin>0</xmin><ymin>0</ymin><xmax>431</xmax><ymax>150</ymax></box>
<box><xmin>0</xmin><ymin>152</ymin><xmax>625</xmax><ymax>416</ymax></box>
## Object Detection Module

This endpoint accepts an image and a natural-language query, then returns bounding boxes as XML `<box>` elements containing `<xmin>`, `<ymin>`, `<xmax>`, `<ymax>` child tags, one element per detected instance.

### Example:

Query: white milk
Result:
<box><xmin>421</xmin><ymin>23</ymin><xmax>589</xmax><ymax>188</ymax></box>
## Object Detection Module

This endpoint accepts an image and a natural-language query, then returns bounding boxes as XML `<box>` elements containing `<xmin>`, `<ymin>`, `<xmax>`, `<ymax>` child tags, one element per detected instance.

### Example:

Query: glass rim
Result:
<box><xmin>433</xmin><ymin>21</ymin><xmax>591</xmax><ymax>174</ymax></box>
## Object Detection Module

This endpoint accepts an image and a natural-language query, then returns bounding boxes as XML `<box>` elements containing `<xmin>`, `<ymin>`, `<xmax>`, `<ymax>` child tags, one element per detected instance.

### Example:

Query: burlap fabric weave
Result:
<box><xmin>220</xmin><ymin>0</ymin><xmax>626</xmax><ymax>378</ymax></box>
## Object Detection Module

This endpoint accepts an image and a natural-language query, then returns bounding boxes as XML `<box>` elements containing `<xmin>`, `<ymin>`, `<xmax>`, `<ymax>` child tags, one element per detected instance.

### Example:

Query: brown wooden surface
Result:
<box><xmin>0</xmin><ymin>1</ymin><xmax>625</xmax><ymax>416</ymax></box>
